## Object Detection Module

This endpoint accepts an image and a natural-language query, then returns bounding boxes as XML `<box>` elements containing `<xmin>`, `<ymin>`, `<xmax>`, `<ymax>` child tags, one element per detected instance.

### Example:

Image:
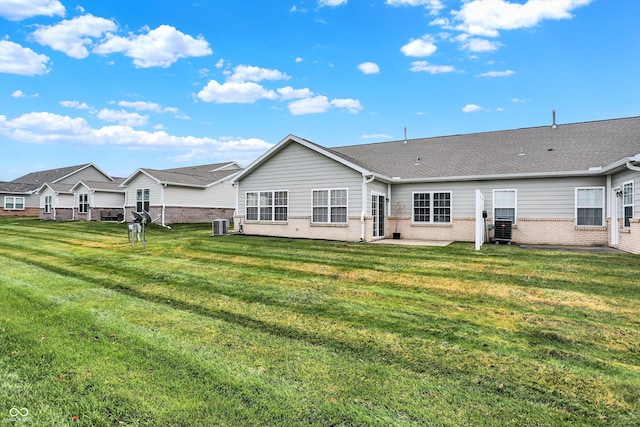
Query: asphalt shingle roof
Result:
<box><xmin>141</xmin><ymin>162</ymin><xmax>241</xmax><ymax>187</ymax></box>
<box><xmin>11</xmin><ymin>164</ymin><xmax>93</xmax><ymax>186</ymax></box>
<box><xmin>329</xmin><ymin>117</ymin><xmax>640</xmax><ymax>179</ymax></box>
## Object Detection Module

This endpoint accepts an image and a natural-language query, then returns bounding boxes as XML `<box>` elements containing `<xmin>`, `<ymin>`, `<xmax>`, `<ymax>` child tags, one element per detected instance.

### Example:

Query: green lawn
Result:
<box><xmin>0</xmin><ymin>218</ymin><xmax>638</xmax><ymax>426</ymax></box>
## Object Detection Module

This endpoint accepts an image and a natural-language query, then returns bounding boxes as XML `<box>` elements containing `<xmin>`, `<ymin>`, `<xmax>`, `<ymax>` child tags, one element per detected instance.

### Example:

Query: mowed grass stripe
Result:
<box><xmin>1</xmin><ymin>219</ymin><xmax>638</xmax><ymax>425</ymax></box>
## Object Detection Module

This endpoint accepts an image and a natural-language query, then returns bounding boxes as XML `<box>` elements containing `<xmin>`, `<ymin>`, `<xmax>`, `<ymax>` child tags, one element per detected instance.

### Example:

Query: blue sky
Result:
<box><xmin>1</xmin><ymin>0</ymin><xmax>639</xmax><ymax>181</ymax></box>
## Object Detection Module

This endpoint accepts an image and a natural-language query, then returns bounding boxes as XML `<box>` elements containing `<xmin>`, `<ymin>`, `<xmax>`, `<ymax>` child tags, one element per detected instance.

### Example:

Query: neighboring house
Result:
<box><xmin>231</xmin><ymin>116</ymin><xmax>640</xmax><ymax>254</ymax></box>
<box><xmin>120</xmin><ymin>162</ymin><xmax>242</xmax><ymax>225</ymax></box>
<box><xmin>1</xmin><ymin>164</ymin><xmax>114</xmax><ymax>219</ymax></box>
<box><xmin>70</xmin><ymin>179</ymin><xmax>126</xmax><ymax>222</ymax></box>
<box><xmin>0</xmin><ymin>182</ymin><xmax>39</xmax><ymax>217</ymax></box>
<box><xmin>36</xmin><ymin>183</ymin><xmax>75</xmax><ymax>221</ymax></box>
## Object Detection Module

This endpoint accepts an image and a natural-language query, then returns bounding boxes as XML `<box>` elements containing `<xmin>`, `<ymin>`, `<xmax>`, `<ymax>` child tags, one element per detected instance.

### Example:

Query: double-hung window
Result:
<box><xmin>623</xmin><ymin>182</ymin><xmax>634</xmax><ymax>228</ymax></box>
<box><xmin>413</xmin><ymin>192</ymin><xmax>451</xmax><ymax>223</ymax></box>
<box><xmin>136</xmin><ymin>189</ymin><xmax>150</xmax><ymax>212</ymax></box>
<box><xmin>576</xmin><ymin>187</ymin><xmax>604</xmax><ymax>226</ymax></box>
<box><xmin>4</xmin><ymin>196</ymin><xmax>25</xmax><ymax>210</ymax></box>
<box><xmin>246</xmin><ymin>191</ymin><xmax>288</xmax><ymax>221</ymax></box>
<box><xmin>44</xmin><ymin>195</ymin><xmax>52</xmax><ymax>213</ymax></box>
<box><xmin>78</xmin><ymin>194</ymin><xmax>89</xmax><ymax>213</ymax></box>
<box><xmin>312</xmin><ymin>189</ymin><xmax>348</xmax><ymax>223</ymax></box>
<box><xmin>493</xmin><ymin>189</ymin><xmax>516</xmax><ymax>224</ymax></box>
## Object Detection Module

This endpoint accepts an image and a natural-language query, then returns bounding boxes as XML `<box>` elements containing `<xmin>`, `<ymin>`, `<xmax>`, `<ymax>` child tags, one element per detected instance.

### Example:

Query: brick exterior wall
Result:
<box><xmin>0</xmin><ymin>207</ymin><xmax>39</xmax><ymax>217</ymax></box>
<box><xmin>236</xmin><ymin>215</ymin><xmax>364</xmax><ymax>242</ymax></box>
<box><xmin>163</xmin><ymin>207</ymin><xmax>235</xmax><ymax>224</ymax></box>
<box><xmin>618</xmin><ymin>218</ymin><xmax>640</xmax><ymax>254</ymax></box>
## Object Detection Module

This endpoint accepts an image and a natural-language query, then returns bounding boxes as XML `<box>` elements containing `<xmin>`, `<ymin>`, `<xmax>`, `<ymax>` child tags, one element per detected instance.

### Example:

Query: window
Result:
<box><xmin>245</xmin><ymin>191</ymin><xmax>288</xmax><ymax>221</ymax></box>
<box><xmin>78</xmin><ymin>194</ymin><xmax>89</xmax><ymax>213</ymax></box>
<box><xmin>623</xmin><ymin>181</ymin><xmax>634</xmax><ymax>228</ymax></box>
<box><xmin>412</xmin><ymin>192</ymin><xmax>451</xmax><ymax>223</ymax></box>
<box><xmin>493</xmin><ymin>189</ymin><xmax>516</xmax><ymax>224</ymax></box>
<box><xmin>312</xmin><ymin>189</ymin><xmax>348</xmax><ymax>223</ymax></box>
<box><xmin>4</xmin><ymin>196</ymin><xmax>25</xmax><ymax>210</ymax></box>
<box><xmin>576</xmin><ymin>187</ymin><xmax>604</xmax><ymax>226</ymax></box>
<box><xmin>136</xmin><ymin>189</ymin><xmax>149</xmax><ymax>212</ymax></box>
<box><xmin>44</xmin><ymin>195</ymin><xmax>52</xmax><ymax>213</ymax></box>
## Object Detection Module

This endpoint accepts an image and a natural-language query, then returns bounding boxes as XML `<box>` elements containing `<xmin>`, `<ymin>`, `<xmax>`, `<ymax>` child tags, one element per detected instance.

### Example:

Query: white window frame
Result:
<box><xmin>44</xmin><ymin>195</ymin><xmax>52</xmax><ymax>214</ymax></box>
<box><xmin>575</xmin><ymin>186</ymin><xmax>605</xmax><ymax>226</ymax></box>
<box><xmin>78</xmin><ymin>193</ymin><xmax>89</xmax><ymax>214</ymax></box>
<box><xmin>4</xmin><ymin>196</ymin><xmax>25</xmax><ymax>210</ymax></box>
<box><xmin>136</xmin><ymin>189</ymin><xmax>150</xmax><ymax>212</ymax></box>
<box><xmin>412</xmin><ymin>191</ymin><xmax>452</xmax><ymax>224</ymax></box>
<box><xmin>245</xmin><ymin>191</ymin><xmax>288</xmax><ymax>222</ymax></box>
<box><xmin>493</xmin><ymin>189</ymin><xmax>517</xmax><ymax>224</ymax></box>
<box><xmin>623</xmin><ymin>181</ymin><xmax>634</xmax><ymax>228</ymax></box>
<box><xmin>311</xmin><ymin>188</ymin><xmax>348</xmax><ymax>224</ymax></box>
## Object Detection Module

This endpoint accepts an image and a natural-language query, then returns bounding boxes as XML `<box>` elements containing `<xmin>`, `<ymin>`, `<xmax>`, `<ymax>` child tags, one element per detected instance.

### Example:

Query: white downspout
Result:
<box><xmin>387</xmin><ymin>182</ymin><xmax>392</xmax><ymax>235</ymax></box>
<box><xmin>161</xmin><ymin>184</ymin><xmax>167</xmax><ymax>227</ymax></box>
<box><xmin>89</xmin><ymin>190</ymin><xmax>95</xmax><ymax>221</ymax></box>
<box><xmin>626</xmin><ymin>160</ymin><xmax>640</xmax><ymax>172</ymax></box>
<box><xmin>361</xmin><ymin>174</ymin><xmax>375</xmax><ymax>241</ymax></box>
<box><xmin>120</xmin><ymin>192</ymin><xmax>128</xmax><ymax>223</ymax></box>
<box><xmin>607</xmin><ymin>175</ymin><xmax>616</xmax><ymax>246</ymax></box>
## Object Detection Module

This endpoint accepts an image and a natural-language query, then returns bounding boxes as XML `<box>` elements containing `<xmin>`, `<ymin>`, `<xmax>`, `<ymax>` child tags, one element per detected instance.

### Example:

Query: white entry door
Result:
<box><xmin>372</xmin><ymin>194</ymin><xmax>385</xmax><ymax>238</ymax></box>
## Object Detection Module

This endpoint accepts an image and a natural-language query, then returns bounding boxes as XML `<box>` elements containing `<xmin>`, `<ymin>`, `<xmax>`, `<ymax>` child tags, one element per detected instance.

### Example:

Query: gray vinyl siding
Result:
<box><xmin>163</xmin><ymin>182</ymin><xmax>235</xmax><ymax>208</ymax></box>
<box><xmin>94</xmin><ymin>191</ymin><xmax>125</xmax><ymax>208</ymax></box>
<box><xmin>57</xmin><ymin>166</ymin><xmax>111</xmax><ymax>184</ymax></box>
<box><xmin>392</xmin><ymin>176</ymin><xmax>607</xmax><ymax>219</ymax></box>
<box><xmin>124</xmin><ymin>175</ymin><xmax>160</xmax><ymax>207</ymax></box>
<box><xmin>238</xmin><ymin>143</ymin><xmax>364</xmax><ymax>216</ymax></box>
<box><xmin>613</xmin><ymin>169</ymin><xmax>640</xmax><ymax>216</ymax></box>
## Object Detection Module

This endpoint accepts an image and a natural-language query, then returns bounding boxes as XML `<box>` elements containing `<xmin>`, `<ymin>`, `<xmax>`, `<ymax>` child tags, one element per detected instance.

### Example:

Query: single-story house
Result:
<box><xmin>1</xmin><ymin>163</ymin><xmax>115</xmax><ymax>219</ymax></box>
<box><xmin>0</xmin><ymin>182</ymin><xmax>40</xmax><ymax>217</ymax></box>
<box><xmin>231</xmin><ymin>116</ymin><xmax>640</xmax><ymax>254</ymax></box>
<box><xmin>70</xmin><ymin>179</ymin><xmax>126</xmax><ymax>222</ymax></box>
<box><xmin>120</xmin><ymin>162</ymin><xmax>242</xmax><ymax>225</ymax></box>
<box><xmin>36</xmin><ymin>183</ymin><xmax>75</xmax><ymax>221</ymax></box>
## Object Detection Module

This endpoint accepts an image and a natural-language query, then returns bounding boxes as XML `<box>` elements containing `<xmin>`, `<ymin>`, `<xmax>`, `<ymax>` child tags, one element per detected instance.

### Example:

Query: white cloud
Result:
<box><xmin>32</xmin><ymin>14</ymin><xmax>117</xmax><ymax>59</ymax></box>
<box><xmin>456</xmin><ymin>35</ymin><xmax>500</xmax><ymax>52</ymax></box>
<box><xmin>462</xmin><ymin>104</ymin><xmax>483</xmax><ymax>113</ymax></box>
<box><xmin>96</xmin><ymin>109</ymin><xmax>148</xmax><ymax>127</ymax></box>
<box><xmin>277</xmin><ymin>86</ymin><xmax>314</xmax><ymax>100</ymax></box>
<box><xmin>476</xmin><ymin>70</ymin><xmax>515</xmax><ymax>78</ymax></box>
<box><xmin>385</xmin><ymin>0</ymin><xmax>444</xmax><ymax>15</ymax></box>
<box><xmin>288</xmin><ymin>96</ymin><xmax>332</xmax><ymax>115</ymax></box>
<box><xmin>12</xmin><ymin>90</ymin><xmax>25</xmax><ymax>98</ymax></box>
<box><xmin>60</xmin><ymin>100</ymin><xmax>92</xmax><ymax>109</ymax></box>
<box><xmin>196</xmin><ymin>80</ymin><xmax>277</xmax><ymax>104</ymax></box>
<box><xmin>358</xmin><ymin>62</ymin><xmax>380</xmax><ymax>74</ymax></box>
<box><xmin>0</xmin><ymin>40</ymin><xmax>50</xmax><ymax>75</ymax></box>
<box><xmin>295</xmin><ymin>57</ymin><xmax>303</xmax><ymax>63</ymax></box>
<box><xmin>318</xmin><ymin>0</ymin><xmax>348</xmax><ymax>7</ymax></box>
<box><xmin>409</xmin><ymin>61</ymin><xmax>455</xmax><ymax>74</ymax></box>
<box><xmin>0</xmin><ymin>0</ymin><xmax>65</xmax><ymax>21</ymax></box>
<box><xmin>287</xmin><ymin>96</ymin><xmax>363</xmax><ymax>115</ymax></box>
<box><xmin>0</xmin><ymin>112</ymin><xmax>273</xmax><ymax>155</ymax></box>
<box><xmin>94</xmin><ymin>25</ymin><xmax>212</xmax><ymax>68</ymax></box>
<box><xmin>227</xmin><ymin>65</ymin><xmax>290</xmax><ymax>83</ymax></box>
<box><xmin>362</xmin><ymin>133</ymin><xmax>392</xmax><ymax>139</ymax></box>
<box><xmin>117</xmin><ymin>101</ymin><xmax>163</xmax><ymax>112</ymax></box>
<box><xmin>400</xmin><ymin>35</ymin><xmax>437</xmax><ymax>57</ymax></box>
<box><xmin>331</xmin><ymin>98</ymin><xmax>363</xmax><ymax>113</ymax></box>
<box><xmin>451</xmin><ymin>0</ymin><xmax>592</xmax><ymax>37</ymax></box>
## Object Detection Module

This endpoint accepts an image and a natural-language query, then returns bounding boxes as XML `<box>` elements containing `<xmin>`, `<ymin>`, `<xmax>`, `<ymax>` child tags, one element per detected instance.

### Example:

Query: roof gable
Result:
<box><xmin>12</xmin><ymin>163</ymin><xmax>113</xmax><ymax>186</ymax></box>
<box><xmin>232</xmin><ymin>135</ymin><xmax>381</xmax><ymax>183</ymax></box>
<box><xmin>121</xmin><ymin>162</ymin><xmax>242</xmax><ymax>188</ymax></box>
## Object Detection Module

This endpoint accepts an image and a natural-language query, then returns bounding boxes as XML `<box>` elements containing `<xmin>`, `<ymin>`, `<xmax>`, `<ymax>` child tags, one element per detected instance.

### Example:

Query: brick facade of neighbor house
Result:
<box><xmin>163</xmin><ymin>207</ymin><xmax>235</xmax><ymax>224</ymax></box>
<box><xmin>0</xmin><ymin>207</ymin><xmax>39</xmax><ymax>217</ymax></box>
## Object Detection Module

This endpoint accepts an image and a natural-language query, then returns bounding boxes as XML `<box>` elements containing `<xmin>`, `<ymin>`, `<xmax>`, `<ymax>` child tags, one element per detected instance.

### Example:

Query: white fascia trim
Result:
<box><xmin>391</xmin><ymin>169</ymin><xmax>606</xmax><ymax>183</ymax></box>
<box><xmin>120</xmin><ymin>169</ymin><xmax>162</xmax><ymax>187</ymax></box>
